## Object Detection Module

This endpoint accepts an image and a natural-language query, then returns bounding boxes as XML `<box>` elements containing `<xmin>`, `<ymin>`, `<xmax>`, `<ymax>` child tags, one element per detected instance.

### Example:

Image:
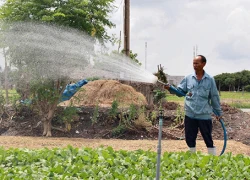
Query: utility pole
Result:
<box><xmin>124</xmin><ymin>0</ymin><xmax>130</xmax><ymax>57</ymax></box>
<box><xmin>193</xmin><ymin>46</ymin><xmax>195</xmax><ymax>58</ymax></box>
<box><xmin>193</xmin><ymin>45</ymin><xmax>198</xmax><ymax>58</ymax></box>
<box><xmin>118</xmin><ymin>30</ymin><xmax>121</xmax><ymax>53</ymax></box>
<box><xmin>145</xmin><ymin>42</ymin><xmax>147</xmax><ymax>70</ymax></box>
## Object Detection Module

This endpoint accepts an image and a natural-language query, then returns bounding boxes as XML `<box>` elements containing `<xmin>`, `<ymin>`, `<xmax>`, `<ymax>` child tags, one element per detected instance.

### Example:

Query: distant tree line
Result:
<box><xmin>214</xmin><ymin>70</ymin><xmax>250</xmax><ymax>92</ymax></box>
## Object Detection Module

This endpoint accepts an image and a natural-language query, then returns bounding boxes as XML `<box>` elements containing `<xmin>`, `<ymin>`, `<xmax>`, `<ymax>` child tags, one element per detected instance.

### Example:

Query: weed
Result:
<box><xmin>153</xmin><ymin>89</ymin><xmax>166</xmax><ymax>104</ymax></box>
<box><xmin>109</xmin><ymin>100</ymin><xmax>119</xmax><ymax>119</ymax></box>
<box><xmin>59</xmin><ymin>106</ymin><xmax>79</xmax><ymax>131</ymax></box>
<box><xmin>173</xmin><ymin>105</ymin><xmax>184</xmax><ymax>127</ymax></box>
<box><xmin>111</xmin><ymin>124</ymin><xmax>126</xmax><ymax>137</ymax></box>
<box><xmin>92</xmin><ymin>101</ymin><xmax>99</xmax><ymax>126</ymax></box>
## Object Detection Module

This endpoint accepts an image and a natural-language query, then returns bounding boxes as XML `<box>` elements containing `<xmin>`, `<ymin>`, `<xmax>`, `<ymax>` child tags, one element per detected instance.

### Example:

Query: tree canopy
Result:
<box><xmin>0</xmin><ymin>0</ymin><xmax>115</xmax><ymax>42</ymax></box>
<box><xmin>214</xmin><ymin>70</ymin><xmax>250</xmax><ymax>91</ymax></box>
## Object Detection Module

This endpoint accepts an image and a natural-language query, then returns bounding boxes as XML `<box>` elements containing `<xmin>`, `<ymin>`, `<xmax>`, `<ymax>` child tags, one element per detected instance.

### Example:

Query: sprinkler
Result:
<box><xmin>155</xmin><ymin>77</ymin><xmax>227</xmax><ymax>156</ymax></box>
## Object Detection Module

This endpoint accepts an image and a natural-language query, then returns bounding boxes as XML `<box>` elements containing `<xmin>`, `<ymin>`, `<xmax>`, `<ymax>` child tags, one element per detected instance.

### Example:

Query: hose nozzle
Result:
<box><xmin>157</xmin><ymin>80</ymin><xmax>169</xmax><ymax>86</ymax></box>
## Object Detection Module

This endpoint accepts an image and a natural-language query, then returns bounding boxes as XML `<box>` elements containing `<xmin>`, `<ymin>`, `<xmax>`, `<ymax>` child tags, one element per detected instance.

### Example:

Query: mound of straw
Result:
<box><xmin>59</xmin><ymin>80</ymin><xmax>147</xmax><ymax>108</ymax></box>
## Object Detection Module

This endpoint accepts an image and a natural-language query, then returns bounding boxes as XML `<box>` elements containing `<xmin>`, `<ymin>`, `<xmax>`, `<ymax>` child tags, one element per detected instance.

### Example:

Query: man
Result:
<box><xmin>165</xmin><ymin>55</ymin><xmax>222</xmax><ymax>155</ymax></box>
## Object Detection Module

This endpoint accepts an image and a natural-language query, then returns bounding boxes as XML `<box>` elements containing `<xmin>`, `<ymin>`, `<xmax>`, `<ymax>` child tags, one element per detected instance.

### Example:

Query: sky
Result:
<box><xmin>0</xmin><ymin>0</ymin><xmax>250</xmax><ymax>77</ymax></box>
<box><xmin>107</xmin><ymin>0</ymin><xmax>250</xmax><ymax>76</ymax></box>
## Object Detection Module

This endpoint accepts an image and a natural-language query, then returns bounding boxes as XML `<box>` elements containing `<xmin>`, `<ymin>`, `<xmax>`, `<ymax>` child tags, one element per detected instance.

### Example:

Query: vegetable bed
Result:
<box><xmin>0</xmin><ymin>146</ymin><xmax>249</xmax><ymax>179</ymax></box>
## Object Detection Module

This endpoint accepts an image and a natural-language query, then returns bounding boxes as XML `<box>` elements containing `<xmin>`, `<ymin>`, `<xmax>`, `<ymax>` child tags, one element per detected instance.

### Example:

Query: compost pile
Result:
<box><xmin>59</xmin><ymin>80</ymin><xmax>147</xmax><ymax>108</ymax></box>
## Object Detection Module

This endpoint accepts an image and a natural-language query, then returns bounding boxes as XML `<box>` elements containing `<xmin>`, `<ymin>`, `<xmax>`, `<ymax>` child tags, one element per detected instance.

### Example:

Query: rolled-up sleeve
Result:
<box><xmin>167</xmin><ymin>77</ymin><xmax>187</xmax><ymax>97</ymax></box>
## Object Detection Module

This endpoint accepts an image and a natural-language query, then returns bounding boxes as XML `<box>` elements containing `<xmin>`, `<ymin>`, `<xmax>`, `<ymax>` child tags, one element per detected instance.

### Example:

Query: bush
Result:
<box><xmin>153</xmin><ymin>89</ymin><xmax>166</xmax><ymax>104</ymax></box>
<box><xmin>244</xmin><ymin>85</ymin><xmax>250</xmax><ymax>92</ymax></box>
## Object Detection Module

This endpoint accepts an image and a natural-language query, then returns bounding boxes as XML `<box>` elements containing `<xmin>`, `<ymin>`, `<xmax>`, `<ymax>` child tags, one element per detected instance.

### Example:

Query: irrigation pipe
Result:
<box><xmin>156</xmin><ymin>109</ymin><xmax>163</xmax><ymax>180</ymax></box>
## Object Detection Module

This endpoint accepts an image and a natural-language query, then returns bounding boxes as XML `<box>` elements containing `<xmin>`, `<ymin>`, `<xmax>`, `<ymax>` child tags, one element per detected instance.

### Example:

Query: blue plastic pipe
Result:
<box><xmin>167</xmin><ymin>84</ymin><xmax>227</xmax><ymax>156</ymax></box>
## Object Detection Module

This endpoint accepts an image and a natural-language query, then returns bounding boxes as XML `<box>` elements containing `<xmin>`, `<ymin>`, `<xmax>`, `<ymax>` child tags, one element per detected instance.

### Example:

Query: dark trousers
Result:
<box><xmin>184</xmin><ymin>115</ymin><xmax>214</xmax><ymax>148</ymax></box>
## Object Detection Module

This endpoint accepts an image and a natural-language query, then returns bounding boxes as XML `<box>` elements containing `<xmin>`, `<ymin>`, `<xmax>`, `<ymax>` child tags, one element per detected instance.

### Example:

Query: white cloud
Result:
<box><xmin>108</xmin><ymin>0</ymin><xmax>250</xmax><ymax>76</ymax></box>
<box><xmin>216</xmin><ymin>7</ymin><xmax>250</xmax><ymax>60</ymax></box>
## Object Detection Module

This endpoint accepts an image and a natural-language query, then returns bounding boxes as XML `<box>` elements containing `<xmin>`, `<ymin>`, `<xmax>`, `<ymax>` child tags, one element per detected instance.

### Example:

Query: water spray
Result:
<box><xmin>3</xmin><ymin>22</ymin><xmax>159</xmax><ymax>83</ymax></box>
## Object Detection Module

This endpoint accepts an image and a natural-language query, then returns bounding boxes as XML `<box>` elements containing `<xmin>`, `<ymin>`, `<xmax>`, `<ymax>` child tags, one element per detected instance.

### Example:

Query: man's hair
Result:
<box><xmin>197</xmin><ymin>55</ymin><xmax>206</xmax><ymax>63</ymax></box>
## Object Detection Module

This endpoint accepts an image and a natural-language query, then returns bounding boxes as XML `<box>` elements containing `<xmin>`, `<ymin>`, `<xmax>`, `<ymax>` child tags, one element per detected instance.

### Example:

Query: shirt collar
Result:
<box><xmin>192</xmin><ymin>71</ymin><xmax>209</xmax><ymax>79</ymax></box>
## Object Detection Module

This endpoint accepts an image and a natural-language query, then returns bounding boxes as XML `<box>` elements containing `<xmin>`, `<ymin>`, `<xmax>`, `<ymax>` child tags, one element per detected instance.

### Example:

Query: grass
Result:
<box><xmin>1</xmin><ymin>89</ymin><xmax>250</xmax><ymax>108</ymax></box>
<box><xmin>166</xmin><ymin>91</ymin><xmax>250</xmax><ymax>109</ymax></box>
<box><xmin>0</xmin><ymin>89</ymin><xmax>19</xmax><ymax>96</ymax></box>
<box><xmin>0</xmin><ymin>89</ymin><xmax>20</xmax><ymax>103</ymax></box>
<box><xmin>219</xmin><ymin>91</ymin><xmax>250</xmax><ymax>99</ymax></box>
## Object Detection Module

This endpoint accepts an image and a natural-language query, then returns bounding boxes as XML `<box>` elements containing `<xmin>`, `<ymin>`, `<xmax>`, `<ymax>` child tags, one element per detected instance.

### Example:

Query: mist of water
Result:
<box><xmin>2</xmin><ymin>22</ymin><xmax>157</xmax><ymax>84</ymax></box>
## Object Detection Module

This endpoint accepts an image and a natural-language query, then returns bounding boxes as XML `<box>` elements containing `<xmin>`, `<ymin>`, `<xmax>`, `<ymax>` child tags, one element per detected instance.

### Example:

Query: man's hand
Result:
<box><xmin>216</xmin><ymin>116</ymin><xmax>222</xmax><ymax>121</ymax></box>
<box><xmin>164</xmin><ymin>84</ymin><xmax>170</xmax><ymax>90</ymax></box>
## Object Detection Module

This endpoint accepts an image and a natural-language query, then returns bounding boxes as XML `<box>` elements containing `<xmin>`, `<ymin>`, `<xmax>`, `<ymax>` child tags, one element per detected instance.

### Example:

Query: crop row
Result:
<box><xmin>0</xmin><ymin>146</ymin><xmax>249</xmax><ymax>179</ymax></box>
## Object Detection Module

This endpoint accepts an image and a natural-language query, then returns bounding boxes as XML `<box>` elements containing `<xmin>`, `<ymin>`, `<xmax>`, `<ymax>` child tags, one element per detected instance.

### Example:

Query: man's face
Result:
<box><xmin>193</xmin><ymin>56</ymin><xmax>205</xmax><ymax>71</ymax></box>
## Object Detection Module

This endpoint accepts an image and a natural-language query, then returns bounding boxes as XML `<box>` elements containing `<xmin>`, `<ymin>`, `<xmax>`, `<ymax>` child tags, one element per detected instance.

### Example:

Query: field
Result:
<box><xmin>0</xmin><ymin>137</ymin><xmax>250</xmax><ymax>179</ymax></box>
<box><xmin>166</xmin><ymin>91</ymin><xmax>250</xmax><ymax>108</ymax></box>
<box><xmin>1</xmin><ymin>89</ymin><xmax>250</xmax><ymax>179</ymax></box>
<box><xmin>2</xmin><ymin>89</ymin><xmax>250</xmax><ymax>107</ymax></box>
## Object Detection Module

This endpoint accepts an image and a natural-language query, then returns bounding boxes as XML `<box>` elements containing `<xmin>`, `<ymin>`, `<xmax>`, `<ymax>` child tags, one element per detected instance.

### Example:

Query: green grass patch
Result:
<box><xmin>166</xmin><ymin>91</ymin><xmax>250</xmax><ymax>108</ymax></box>
<box><xmin>0</xmin><ymin>146</ymin><xmax>249</xmax><ymax>179</ymax></box>
<box><xmin>229</xmin><ymin>102</ymin><xmax>250</xmax><ymax>109</ymax></box>
<box><xmin>166</xmin><ymin>93</ymin><xmax>184</xmax><ymax>103</ymax></box>
<box><xmin>219</xmin><ymin>91</ymin><xmax>250</xmax><ymax>108</ymax></box>
<box><xmin>0</xmin><ymin>89</ymin><xmax>20</xmax><ymax>101</ymax></box>
<box><xmin>0</xmin><ymin>89</ymin><xmax>19</xmax><ymax>97</ymax></box>
<box><xmin>219</xmin><ymin>91</ymin><xmax>250</xmax><ymax>100</ymax></box>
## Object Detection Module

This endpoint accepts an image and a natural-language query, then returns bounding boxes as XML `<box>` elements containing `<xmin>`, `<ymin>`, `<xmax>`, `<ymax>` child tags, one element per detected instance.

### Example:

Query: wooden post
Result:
<box><xmin>124</xmin><ymin>0</ymin><xmax>130</xmax><ymax>57</ymax></box>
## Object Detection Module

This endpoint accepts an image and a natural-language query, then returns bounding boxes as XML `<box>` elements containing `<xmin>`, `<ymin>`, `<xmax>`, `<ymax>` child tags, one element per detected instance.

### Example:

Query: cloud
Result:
<box><xmin>1</xmin><ymin>0</ymin><xmax>249</xmax><ymax>78</ymax></box>
<box><xmin>216</xmin><ymin>7</ymin><xmax>250</xmax><ymax>60</ymax></box>
<box><xmin>108</xmin><ymin>0</ymin><xmax>250</xmax><ymax>76</ymax></box>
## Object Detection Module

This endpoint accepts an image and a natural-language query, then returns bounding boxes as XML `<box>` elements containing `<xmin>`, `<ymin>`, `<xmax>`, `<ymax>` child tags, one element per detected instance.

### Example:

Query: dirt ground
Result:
<box><xmin>0</xmin><ymin>136</ymin><xmax>249</xmax><ymax>156</ymax></box>
<box><xmin>0</xmin><ymin>102</ymin><xmax>250</xmax><ymax>156</ymax></box>
<box><xmin>0</xmin><ymin>80</ymin><xmax>250</xmax><ymax>156</ymax></box>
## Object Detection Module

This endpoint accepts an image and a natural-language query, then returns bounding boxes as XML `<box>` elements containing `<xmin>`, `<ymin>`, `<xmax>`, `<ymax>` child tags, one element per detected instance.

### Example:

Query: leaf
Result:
<box><xmin>41</xmin><ymin>15</ymin><xmax>54</xmax><ymax>21</ymax></box>
<box><xmin>53</xmin><ymin>12</ymin><xmax>66</xmax><ymax>17</ymax></box>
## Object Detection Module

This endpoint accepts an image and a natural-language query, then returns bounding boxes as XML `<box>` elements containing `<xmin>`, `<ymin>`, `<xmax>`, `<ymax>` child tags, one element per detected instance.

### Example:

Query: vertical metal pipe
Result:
<box><xmin>156</xmin><ymin>109</ymin><xmax>163</xmax><ymax>180</ymax></box>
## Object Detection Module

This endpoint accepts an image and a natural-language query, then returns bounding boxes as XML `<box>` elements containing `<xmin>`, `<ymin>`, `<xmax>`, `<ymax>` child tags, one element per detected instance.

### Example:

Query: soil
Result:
<box><xmin>0</xmin><ymin>80</ymin><xmax>250</xmax><ymax>155</ymax></box>
<box><xmin>0</xmin><ymin>102</ymin><xmax>250</xmax><ymax>156</ymax></box>
<box><xmin>0</xmin><ymin>137</ymin><xmax>249</xmax><ymax>156</ymax></box>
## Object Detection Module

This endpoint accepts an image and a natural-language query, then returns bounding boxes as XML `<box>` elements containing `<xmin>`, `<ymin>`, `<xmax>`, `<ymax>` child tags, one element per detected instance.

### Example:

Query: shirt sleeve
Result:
<box><xmin>210</xmin><ymin>77</ymin><xmax>223</xmax><ymax>116</ymax></box>
<box><xmin>168</xmin><ymin>77</ymin><xmax>187</xmax><ymax>97</ymax></box>
<box><xmin>177</xmin><ymin>77</ymin><xmax>188</xmax><ymax>93</ymax></box>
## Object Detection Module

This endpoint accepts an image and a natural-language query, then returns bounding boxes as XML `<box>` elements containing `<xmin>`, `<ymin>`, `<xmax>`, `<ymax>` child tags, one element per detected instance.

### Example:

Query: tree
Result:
<box><xmin>240</xmin><ymin>70</ymin><xmax>250</xmax><ymax>88</ymax></box>
<box><xmin>214</xmin><ymin>70</ymin><xmax>250</xmax><ymax>91</ymax></box>
<box><xmin>224</xmin><ymin>77</ymin><xmax>235</xmax><ymax>91</ymax></box>
<box><xmin>0</xmin><ymin>0</ymin><xmax>115</xmax><ymax>43</ymax></box>
<box><xmin>0</xmin><ymin>0</ymin><xmax>116</xmax><ymax>136</ymax></box>
<box><xmin>245</xmin><ymin>85</ymin><xmax>250</xmax><ymax>92</ymax></box>
<box><xmin>234</xmin><ymin>72</ymin><xmax>242</xmax><ymax>91</ymax></box>
<box><xmin>121</xmin><ymin>49</ymin><xmax>142</xmax><ymax>65</ymax></box>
